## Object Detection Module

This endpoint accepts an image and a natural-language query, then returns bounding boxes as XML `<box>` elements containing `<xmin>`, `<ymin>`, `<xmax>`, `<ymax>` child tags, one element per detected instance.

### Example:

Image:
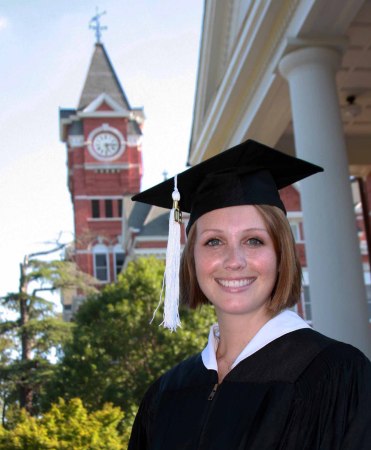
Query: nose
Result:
<box><xmin>223</xmin><ymin>245</ymin><xmax>246</xmax><ymax>270</ymax></box>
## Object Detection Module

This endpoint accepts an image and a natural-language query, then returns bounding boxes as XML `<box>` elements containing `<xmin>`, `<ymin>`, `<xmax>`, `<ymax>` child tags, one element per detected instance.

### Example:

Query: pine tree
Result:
<box><xmin>0</xmin><ymin>242</ymin><xmax>97</xmax><ymax>420</ymax></box>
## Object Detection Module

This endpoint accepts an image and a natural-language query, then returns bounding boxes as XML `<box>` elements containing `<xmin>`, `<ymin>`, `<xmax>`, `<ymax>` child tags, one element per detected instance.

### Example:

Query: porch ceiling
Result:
<box><xmin>190</xmin><ymin>0</ymin><xmax>371</xmax><ymax>175</ymax></box>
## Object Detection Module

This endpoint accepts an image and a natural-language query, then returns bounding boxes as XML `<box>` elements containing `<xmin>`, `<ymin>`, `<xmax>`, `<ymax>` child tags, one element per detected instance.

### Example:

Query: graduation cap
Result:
<box><xmin>132</xmin><ymin>139</ymin><xmax>323</xmax><ymax>330</ymax></box>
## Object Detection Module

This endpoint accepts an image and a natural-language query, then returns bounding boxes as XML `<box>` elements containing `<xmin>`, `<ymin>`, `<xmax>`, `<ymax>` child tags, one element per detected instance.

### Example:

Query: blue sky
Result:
<box><xmin>0</xmin><ymin>0</ymin><xmax>203</xmax><ymax>298</ymax></box>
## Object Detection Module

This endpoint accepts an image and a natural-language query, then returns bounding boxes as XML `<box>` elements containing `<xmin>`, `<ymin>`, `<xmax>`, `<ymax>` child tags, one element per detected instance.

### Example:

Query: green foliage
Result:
<box><xmin>0</xmin><ymin>398</ymin><xmax>124</xmax><ymax>449</ymax></box>
<box><xmin>26</xmin><ymin>259</ymin><xmax>99</xmax><ymax>294</ymax></box>
<box><xmin>0</xmin><ymin>250</ymin><xmax>98</xmax><ymax>419</ymax></box>
<box><xmin>49</xmin><ymin>257</ymin><xmax>215</xmax><ymax>436</ymax></box>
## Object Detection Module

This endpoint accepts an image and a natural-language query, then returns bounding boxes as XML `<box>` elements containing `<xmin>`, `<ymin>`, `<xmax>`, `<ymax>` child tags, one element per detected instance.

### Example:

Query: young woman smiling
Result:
<box><xmin>129</xmin><ymin>139</ymin><xmax>371</xmax><ymax>450</ymax></box>
<box><xmin>187</xmin><ymin>205</ymin><xmax>286</xmax><ymax>382</ymax></box>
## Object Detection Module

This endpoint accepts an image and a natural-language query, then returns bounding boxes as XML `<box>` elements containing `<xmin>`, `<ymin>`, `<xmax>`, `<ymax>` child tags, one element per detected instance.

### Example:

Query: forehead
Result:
<box><xmin>195</xmin><ymin>205</ymin><xmax>267</xmax><ymax>231</ymax></box>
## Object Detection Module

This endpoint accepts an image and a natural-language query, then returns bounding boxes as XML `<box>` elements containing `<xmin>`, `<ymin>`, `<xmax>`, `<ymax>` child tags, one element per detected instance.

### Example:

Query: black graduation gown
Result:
<box><xmin>128</xmin><ymin>329</ymin><xmax>371</xmax><ymax>449</ymax></box>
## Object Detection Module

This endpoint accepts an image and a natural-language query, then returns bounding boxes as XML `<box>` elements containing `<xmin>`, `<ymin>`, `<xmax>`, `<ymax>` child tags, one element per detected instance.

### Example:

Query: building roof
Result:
<box><xmin>128</xmin><ymin>201</ymin><xmax>169</xmax><ymax>238</ymax></box>
<box><xmin>60</xmin><ymin>108</ymin><xmax>76</xmax><ymax>119</ymax></box>
<box><xmin>128</xmin><ymin>202</ymin><xmax>152</xmax><ymax>230</ymax></box>
<box><xmin>141</xmin><ymin>213</ymin><xmax>169</xmax><ymax>236</ymax></box>
<box><xmin>78</xmin><ymin>43</ymin><xmax>131</xmax><ymax>110</ymax></box>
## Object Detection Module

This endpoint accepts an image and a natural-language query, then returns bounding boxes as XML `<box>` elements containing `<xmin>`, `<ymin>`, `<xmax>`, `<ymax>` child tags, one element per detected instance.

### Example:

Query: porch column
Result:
<box><xmin>279</xmin><ymin>46</ymin><xmax>371</xmax><ymax>357</ymax></box>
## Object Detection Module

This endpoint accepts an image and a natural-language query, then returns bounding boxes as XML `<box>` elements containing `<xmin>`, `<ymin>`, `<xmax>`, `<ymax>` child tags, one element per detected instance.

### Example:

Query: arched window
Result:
<box><xmin>93</xmin><ymin>244</ymin><xmax>109</xmax><ymax>282</ymax></box>
<box><xmin>113</xmin><ymin>244</ymin><xmax>125</xmax><ymax>280</ymax></box>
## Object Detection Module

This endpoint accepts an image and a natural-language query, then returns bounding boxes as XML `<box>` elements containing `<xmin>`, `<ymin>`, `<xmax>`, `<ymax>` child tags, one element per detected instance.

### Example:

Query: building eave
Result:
<box><xmin>189</xmin><ymin>0</ymin><xmax>366</xmax><ymax>165</ymax></box>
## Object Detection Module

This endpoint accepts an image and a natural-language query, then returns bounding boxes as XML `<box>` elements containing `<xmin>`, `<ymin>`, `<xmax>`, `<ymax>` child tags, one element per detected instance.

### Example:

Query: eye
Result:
<box><xmin>205</xmin><ymin>238</ymin><xmax>222</xmax><ymax>247</ymax></box>
<box><xmin>246</xmin><ymin>237</ymin><xmax>263</xmax><ymax>247</ymax></box>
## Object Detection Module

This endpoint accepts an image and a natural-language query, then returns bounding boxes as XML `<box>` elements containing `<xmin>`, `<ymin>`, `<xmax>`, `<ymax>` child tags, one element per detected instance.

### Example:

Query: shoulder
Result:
<box><xmin>141</xmin><ymin>353</ymin><xmax>208</xmax><ymax>403</ymax></box>
<box><xmin>230</xmin><ymin>328</ymin><xmax>370</xmax><ymax>383</ymax></box>
<box><xmin>287</xmin><ymin>329</ymin><xmax>371</xmax><ymax>385</ymax></box>
<box><xmin>273</xmin><ymin>328</ymin><xmax>371</xmax><ymax>397</ymax></box>
<box><xmin>298</xmin><ymin>331</ymin><xmax>371</xmax><ymax>384</ymax></box>
<box><xmin>274</xmin><ymin>328</ymin><xmax>370</xmax><ymax>372</ymax></box>
<box><xmin>157</xmin><ymin>353</ymin><xmax>209</xmax><ymax>391</ymax></box>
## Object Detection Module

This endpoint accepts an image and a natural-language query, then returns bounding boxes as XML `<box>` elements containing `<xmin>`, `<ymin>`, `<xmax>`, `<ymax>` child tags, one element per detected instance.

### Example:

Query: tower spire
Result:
<box><xmin>89</xmin><ymin>8</ymin><xmax>107</xmax><ymax>43</ymax></box>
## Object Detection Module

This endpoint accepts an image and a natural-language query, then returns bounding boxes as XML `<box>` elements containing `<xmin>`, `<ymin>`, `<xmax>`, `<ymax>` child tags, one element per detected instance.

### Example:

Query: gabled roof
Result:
<box><xmin>81</xmin><ymin>92</ymin><xmax>130</xmax><ymax>115</ymax></box>
<box><xmin>78</xmin><ymin>43</ymin><xmax>131</xmax><ymax>110</ymax></box>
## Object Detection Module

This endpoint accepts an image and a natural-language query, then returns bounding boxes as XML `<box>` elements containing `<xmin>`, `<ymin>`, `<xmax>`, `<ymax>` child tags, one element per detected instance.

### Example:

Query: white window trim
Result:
<box><xmin>289</xmin><ymin>221</ymin><xmax>304</xmax><ymax>243</ymax></box>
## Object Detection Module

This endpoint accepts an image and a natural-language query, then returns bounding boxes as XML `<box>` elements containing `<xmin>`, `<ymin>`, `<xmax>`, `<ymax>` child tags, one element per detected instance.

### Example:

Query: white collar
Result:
<box><xmin>201</xmin><ymin>310</ymin><xmax>311</xmax><ymax>371</ymax></box>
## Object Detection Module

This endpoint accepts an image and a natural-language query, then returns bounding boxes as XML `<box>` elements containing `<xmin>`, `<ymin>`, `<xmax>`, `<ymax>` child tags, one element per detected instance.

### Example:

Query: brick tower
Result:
<box><xmin>59</xmin><ymin>41</ymin><xmax>144</xmax><ymax>315</ymax></box>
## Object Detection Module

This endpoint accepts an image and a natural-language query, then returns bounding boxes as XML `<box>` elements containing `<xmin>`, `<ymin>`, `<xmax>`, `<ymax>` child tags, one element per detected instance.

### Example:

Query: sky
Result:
<box><xmin>0</xmin><ymin>0</ymin><xmax>204</xmax><ymax>299</ymax></box>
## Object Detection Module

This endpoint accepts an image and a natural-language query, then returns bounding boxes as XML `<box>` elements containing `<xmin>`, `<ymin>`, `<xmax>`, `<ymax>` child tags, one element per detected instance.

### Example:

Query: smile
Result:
<box><xmin>216</xmin><ymin>278</ymin><xmax>255</xmax><ymax>288</ymax></box>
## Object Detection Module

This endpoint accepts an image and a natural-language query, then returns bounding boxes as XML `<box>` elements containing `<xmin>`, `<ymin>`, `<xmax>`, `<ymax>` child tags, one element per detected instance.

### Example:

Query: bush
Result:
<box><xmin>0</xmin><ymin>398</ymin><xmax>125</xmax><ymax>449</ymax></box>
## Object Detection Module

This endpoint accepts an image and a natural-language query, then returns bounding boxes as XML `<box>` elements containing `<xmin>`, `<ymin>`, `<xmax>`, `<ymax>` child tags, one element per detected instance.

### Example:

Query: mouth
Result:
<box><xmin>216</xmin><ymin>278</ymin><xmax>255</xmax><ymax>288</ymax></box>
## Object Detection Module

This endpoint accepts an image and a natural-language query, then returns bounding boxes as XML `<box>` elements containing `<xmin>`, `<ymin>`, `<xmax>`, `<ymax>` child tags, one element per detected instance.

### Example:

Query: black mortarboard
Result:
<box><xmin>132</xmin><ymin>139</ymin><xmax>323</xmax><ymax>234</ymax></box>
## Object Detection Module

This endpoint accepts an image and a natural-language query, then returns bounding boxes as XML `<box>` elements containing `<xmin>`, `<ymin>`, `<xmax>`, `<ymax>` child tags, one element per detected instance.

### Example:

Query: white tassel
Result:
<box><xmin>151</xmin><ymin>176</ymin><xmax>182</xmax><ymax>331</ymax></box>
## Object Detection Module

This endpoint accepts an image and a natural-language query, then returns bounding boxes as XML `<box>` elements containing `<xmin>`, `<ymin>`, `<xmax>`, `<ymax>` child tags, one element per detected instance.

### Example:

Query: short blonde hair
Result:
<box><xmin>180</xmin><ymin>205</ymin><xmax>302</xmax><ymax>314</ymax></box>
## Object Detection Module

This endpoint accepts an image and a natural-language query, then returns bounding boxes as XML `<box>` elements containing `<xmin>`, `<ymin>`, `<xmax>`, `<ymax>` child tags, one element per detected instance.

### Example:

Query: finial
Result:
<box><xmin>162</xmin><ymin>170</ymin><xmax>168</xmax><ymax>181</ymax></box>
<box><xmin>89</xmin><ymin>7</ymin><xmax>107</xmax><ymax>43</ymax></box>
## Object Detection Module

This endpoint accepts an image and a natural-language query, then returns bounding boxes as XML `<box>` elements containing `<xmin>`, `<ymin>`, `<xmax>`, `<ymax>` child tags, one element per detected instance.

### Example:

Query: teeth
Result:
<box><xmin>218</xmin><ymin>279</ymin><xmax>253</xmax><ymax>288</ymax></box>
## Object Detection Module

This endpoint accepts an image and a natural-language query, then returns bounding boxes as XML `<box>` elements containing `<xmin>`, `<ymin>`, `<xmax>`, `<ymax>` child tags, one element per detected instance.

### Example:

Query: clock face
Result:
<box><xmin>92</xmin><ymin>132</ymin><xmax>121</xmax><ymax>158</ymax></box>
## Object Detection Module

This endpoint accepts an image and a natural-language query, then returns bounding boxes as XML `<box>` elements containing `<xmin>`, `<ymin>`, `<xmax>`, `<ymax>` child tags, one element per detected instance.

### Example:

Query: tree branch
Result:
<box><xmin>28</xmin><ymin>242</ymin><xmax>67</xmax><ymax>260</ymax></box>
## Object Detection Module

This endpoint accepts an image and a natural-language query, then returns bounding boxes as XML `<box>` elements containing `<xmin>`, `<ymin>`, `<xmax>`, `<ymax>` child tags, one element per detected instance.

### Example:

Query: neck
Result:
<box><xmin>215</xmin><ymin>309</ymin><xmax>272</xmax><ymax>377</ymax></box>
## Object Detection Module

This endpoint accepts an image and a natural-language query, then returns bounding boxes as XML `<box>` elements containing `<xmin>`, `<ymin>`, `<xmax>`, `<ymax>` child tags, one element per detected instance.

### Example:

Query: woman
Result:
<box><xmin>129</xmin><ymin>139</ymin><xmax>371</xmax><ymax>449</ymax></box>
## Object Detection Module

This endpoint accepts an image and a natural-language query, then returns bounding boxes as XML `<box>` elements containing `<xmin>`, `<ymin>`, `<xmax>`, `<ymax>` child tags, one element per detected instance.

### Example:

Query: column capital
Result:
<box><xmin>285</xmin><ymin>36</ymin><xmax>348</xmax><ymax>54</ymax></box>
<box><xmin>279</xmin><ymin>45</ymin><xmax>342</xmax><ymax>80</ymax></box>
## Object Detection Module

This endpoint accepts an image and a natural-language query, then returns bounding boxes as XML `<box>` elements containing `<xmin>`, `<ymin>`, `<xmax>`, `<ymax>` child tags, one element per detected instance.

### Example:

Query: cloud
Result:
<box><xmin>0</xmin><ymin>16</ymin><xmax>9</xmax><ymax>31</ymax></box>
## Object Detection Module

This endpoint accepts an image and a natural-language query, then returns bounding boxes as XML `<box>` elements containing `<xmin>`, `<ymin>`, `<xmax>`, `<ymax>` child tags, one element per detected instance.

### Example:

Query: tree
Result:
<box><xmin>0</xmin><ymin>243</ymin><xmax>97</xmax><ymax>420</ymax></box>
<box><xmin>0</xmin><ymin>397</ymin><xmax>125</xmax><ymax>449</ymax></box>
<box><xmin>49</xmin><ymin>257</ymin><xmax>216</xmax><ymax>435</ymax></box>
<box><xmin>0</xmin><ymin>318</ymin><xmax>15</xmax><ymax>426</ymax></box>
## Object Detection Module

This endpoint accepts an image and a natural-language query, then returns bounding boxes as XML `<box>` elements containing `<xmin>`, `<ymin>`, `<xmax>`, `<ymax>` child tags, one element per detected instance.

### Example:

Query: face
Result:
<box><xmin>194</xmin><ymin>205</ymin><xmax>278</xmax><ymax>321</ymax></box>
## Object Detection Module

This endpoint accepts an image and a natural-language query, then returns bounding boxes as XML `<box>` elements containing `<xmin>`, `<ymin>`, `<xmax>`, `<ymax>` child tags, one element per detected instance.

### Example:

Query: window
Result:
<box><xmin>115</xmin><ymin>252</ymin><xmax>125</xmax><ymax>278</ymax></box>
<box><xmin>105</xmin><ymin>199</ymin><xmax>113</xmax><ymax>218</ymax></box>
<box><xmin>94</xmin><ymin>253</ymin><xmax>108</xmax><ymax>281</ymax></box>
<box><xmin>92</xmin><ymin>200</ymin><xmax>100</xmax><ymax>218</ymax></box>
<box><xmin>93</xmin><ymin>243</ymin><xmax>109</xmax><ymax>282</ymax></box>
<box><xmin>118</xmin><ymin>199</ymin><xmax>123</xmax><ymax>217</ymax></box>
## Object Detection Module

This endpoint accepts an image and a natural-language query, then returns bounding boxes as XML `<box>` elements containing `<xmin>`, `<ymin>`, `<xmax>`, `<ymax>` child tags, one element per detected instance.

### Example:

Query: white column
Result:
<box><xmin>279</xmin><ymin>46</ymin><xmax>371</xmax><ymax>357</ymax></box>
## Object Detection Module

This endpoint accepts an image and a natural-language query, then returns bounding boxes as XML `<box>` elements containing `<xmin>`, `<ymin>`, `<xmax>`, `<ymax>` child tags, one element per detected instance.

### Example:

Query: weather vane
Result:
<box><xmin>89</xmin><ymin>7</ymin><xmax>107</xmax><ymax>43</ymax></box>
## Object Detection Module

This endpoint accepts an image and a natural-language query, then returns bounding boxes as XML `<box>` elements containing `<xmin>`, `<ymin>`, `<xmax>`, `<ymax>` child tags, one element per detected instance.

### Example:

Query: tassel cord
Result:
<box><xmin>150</xmin><ymin>175</ymin><xmax>182</xmax><ymax>331</ymax></box>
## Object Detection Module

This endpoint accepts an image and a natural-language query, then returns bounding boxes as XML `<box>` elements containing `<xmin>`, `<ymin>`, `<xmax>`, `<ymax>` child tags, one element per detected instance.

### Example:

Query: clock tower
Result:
<box><xmin>59</xmin><ymin>41</ymin><xmax>144</xmax><ymax>312</ymax></box>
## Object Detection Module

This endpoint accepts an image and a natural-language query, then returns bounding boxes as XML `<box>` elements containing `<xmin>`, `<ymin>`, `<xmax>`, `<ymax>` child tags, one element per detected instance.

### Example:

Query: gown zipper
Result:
<box><xmin>197</xmin><ymin>378</ymin><xmax>222</xmax><ymax>448</ymax></box>
<box><xmin>208</xmin><ymin>383</ymin><xmax>219</xmax><ymax>401</ymax></box>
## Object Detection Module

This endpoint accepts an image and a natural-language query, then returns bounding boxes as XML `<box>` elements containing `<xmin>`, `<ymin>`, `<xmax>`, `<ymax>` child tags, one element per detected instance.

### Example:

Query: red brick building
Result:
<box><xmin>59</xmin><ymin>43</ymin><xmax>145</xmax><ymax>317</ymax></box>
